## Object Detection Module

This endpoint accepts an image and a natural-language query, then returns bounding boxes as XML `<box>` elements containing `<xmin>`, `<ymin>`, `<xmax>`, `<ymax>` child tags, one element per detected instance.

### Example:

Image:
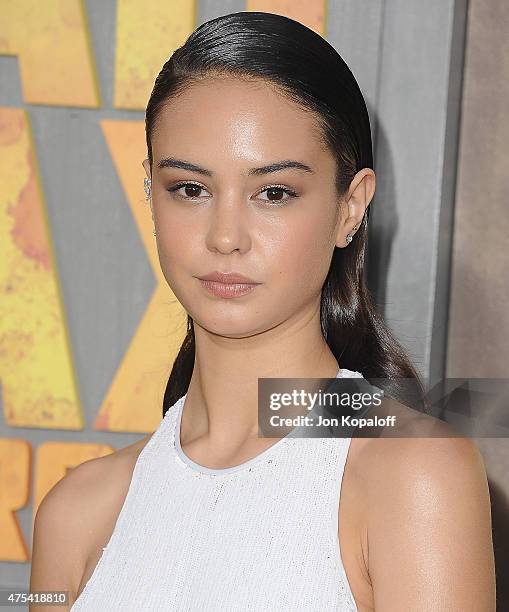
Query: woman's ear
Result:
<box><xmin>335</xmin><ymin>168</ymin><xmax>375</xmax><ymax>248</ymax></box>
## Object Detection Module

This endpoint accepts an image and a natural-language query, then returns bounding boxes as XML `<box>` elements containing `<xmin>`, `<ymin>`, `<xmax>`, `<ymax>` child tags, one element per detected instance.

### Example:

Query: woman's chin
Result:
<box><xmin>194</xmin><ymin>316</ymin><xmax>270</xmax><ymax>339</ymax></box>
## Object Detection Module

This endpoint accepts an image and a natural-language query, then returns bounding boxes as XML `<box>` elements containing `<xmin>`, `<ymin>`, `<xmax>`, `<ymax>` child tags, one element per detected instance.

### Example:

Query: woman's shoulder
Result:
<box><xmin>37</xmin><ymin>431</ymin><xmax>153</xmax><ymax>518</ymax></box>
<box><xmin>30</xmin><ymin>433</ymin><xmax>154</xmax><ymax>606</ymax></box>
<box><xmin>351</xmin><ymin>428</ymin><xmax>486</xmax><ymax>500</ymax></box>
<box><xmin>345</xmin><ymin>400</ymin><xmax>494</xmax><ymax>609</ymax></box>
<box><xmin>348</xmin><ymin>395</ymin><xmax>487</xmax><ymax>506</ymax></box>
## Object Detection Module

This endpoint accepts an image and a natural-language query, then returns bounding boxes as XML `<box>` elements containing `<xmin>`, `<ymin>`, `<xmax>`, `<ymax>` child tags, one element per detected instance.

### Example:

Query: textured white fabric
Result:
<box><xmin>70</xmin><ymin>368</ymin><xmax>362</xmax><ymax>611</ymax></box>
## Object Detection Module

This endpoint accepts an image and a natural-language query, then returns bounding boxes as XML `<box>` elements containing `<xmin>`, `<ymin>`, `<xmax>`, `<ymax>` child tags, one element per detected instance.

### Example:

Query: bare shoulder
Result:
<box><xmin>358</xmin><ymin>431</ymin><xmax>491</xmax><ymax>515</ymax></box>
<box><xmin>348</xmin><ymin>402</ymin><xmax>496</xmax><ymax>611</ymax></box>
<box><xmin>355</xmin><ymin>398</ymin><xmax>491</xmax><ymax>499</ymax></box>
<box><xmin>29</xmin><ymin>432</ymin><xmax>153</xmax><ymax>610</ymax></box>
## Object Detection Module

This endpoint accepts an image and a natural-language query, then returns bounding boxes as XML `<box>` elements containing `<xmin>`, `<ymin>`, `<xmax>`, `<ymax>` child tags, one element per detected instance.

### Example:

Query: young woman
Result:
<box><xmin>30</xmin><ymin>12</ymin><xmax>495</xmax><ymax>611</ymax></box>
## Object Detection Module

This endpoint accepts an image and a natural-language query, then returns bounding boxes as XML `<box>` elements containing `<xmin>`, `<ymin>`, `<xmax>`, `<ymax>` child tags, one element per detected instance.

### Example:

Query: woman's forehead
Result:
<box><xmin>151</xmin><ymin>79</ymin><xmax>329</xmax><ymax>168</ymax></box>
<box><xmin>155</xmin><ymin>77</ymin><xmax>319</xmax><ymax>135</ymax></box>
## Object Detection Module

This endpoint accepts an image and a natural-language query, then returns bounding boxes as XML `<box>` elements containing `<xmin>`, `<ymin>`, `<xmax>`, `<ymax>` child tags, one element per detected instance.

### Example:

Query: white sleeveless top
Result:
<box><xmin>70</xmin><ymin>368</ymin><xmax>362</xmax><ymax>611</ymax></box>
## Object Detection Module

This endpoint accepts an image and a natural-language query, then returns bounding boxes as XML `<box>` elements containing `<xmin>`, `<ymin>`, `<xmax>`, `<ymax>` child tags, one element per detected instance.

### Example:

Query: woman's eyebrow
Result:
<box><xmin>156</xmin><ymin>157</ymin><xmax>315</xmax><ymax>176</ymax></box>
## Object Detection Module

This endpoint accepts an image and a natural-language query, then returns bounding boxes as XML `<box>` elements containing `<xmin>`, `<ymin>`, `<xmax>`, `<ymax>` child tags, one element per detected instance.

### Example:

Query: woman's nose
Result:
<box><xmin>205</xmin><ymin>198</ymin><xmax>251</xmax><ymax>255</ymax></box>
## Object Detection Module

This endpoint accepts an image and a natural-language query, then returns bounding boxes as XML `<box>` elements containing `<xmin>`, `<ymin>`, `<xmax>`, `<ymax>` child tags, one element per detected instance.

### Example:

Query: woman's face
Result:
<box><xmin>144</xmin><ymin>76</ymin><xmax>348</xmax><ymax>338</ymax></box>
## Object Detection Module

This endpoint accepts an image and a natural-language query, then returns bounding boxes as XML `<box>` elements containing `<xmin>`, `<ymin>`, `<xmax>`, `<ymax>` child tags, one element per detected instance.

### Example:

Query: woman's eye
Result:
<box><xmin>167</xmin><ymin>182</ymin><xmax>210</xmax><ymax>199</ymax></box>
<box><xmin>257</xmin><ymin>185</ymin><xmax>298</xmax><ymax>204</ymax></box>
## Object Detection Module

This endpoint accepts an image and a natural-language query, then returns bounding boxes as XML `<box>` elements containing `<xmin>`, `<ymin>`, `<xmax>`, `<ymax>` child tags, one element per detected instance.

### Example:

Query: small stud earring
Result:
<box><xmin>144</xmin><ymin>177</ymin><xmax>152</xmax><ymax>200</ymax></box>
<box><xmin>153</xmin><ymin>228</ymin><xmax>156</xmax><ymax>236</ymax></box>
<box><xmin>346</xmin><ymin>223</ymin><xmax>360</xmax><ymax>245</ymax></box>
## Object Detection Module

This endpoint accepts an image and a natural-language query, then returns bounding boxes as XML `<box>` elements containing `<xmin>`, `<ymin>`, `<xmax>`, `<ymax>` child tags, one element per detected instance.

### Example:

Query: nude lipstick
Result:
<box><xmin>196</xmin><ymin>271</ymin><xmax>261</xmax><ymax>298</ymax></box>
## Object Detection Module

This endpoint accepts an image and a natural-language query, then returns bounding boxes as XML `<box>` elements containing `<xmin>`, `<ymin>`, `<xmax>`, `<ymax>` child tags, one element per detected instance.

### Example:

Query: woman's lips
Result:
<box><xmin>198</xmin><ymin>279</ymin><xmax>260</xmax><ymax>298</ymax></box>
<box><xmin>196</xmin><ymin>271</ymin><xmax>261</xmax><ymax>298</ymax></box>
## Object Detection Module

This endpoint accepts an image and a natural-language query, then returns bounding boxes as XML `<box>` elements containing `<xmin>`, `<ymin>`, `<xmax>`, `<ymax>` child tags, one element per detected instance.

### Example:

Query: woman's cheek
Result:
<box><xmin>154</xmin><ymin>241</ymin><xmax>191</xmax><ymax>302</ymax></box>
<box><xmin>285</xmin><ymin>225</ymin><xmax>331</xmax><ymax>289</ymax></box>
<box><xmin>158</xmin><ymin>221</ymin><xmax>197</xmax><ymax>269</ymax></box>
